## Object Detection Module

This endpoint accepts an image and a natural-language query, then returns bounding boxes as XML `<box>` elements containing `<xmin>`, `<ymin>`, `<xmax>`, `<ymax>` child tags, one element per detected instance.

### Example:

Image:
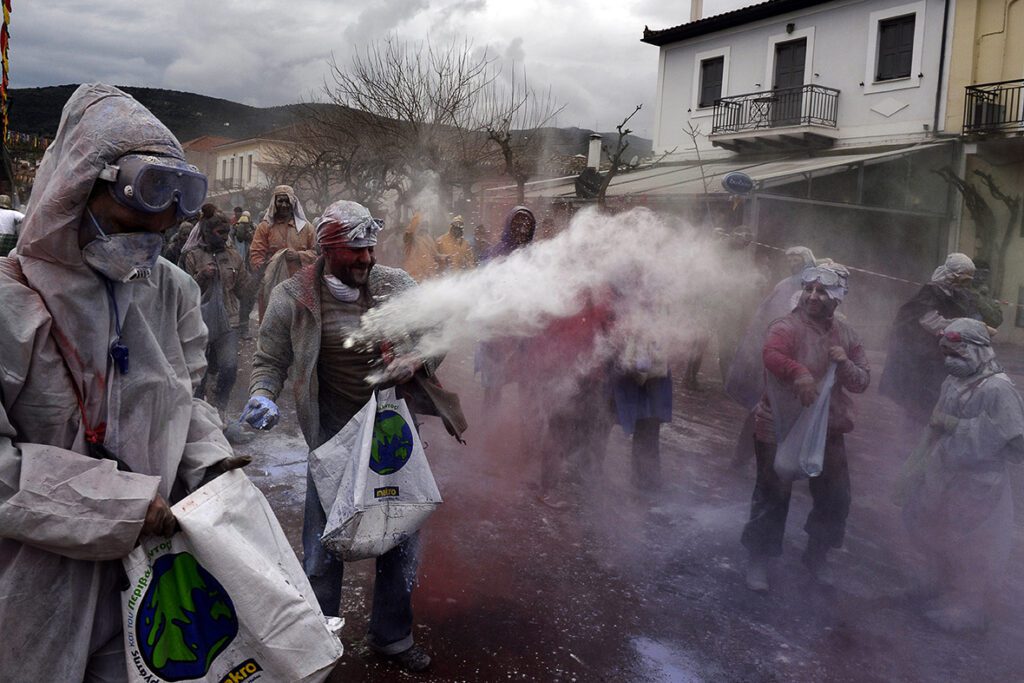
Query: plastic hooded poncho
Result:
<box><xmin>724</xmin><ymin>246</ymin><xmax>816</xmax><ymax>410</ymax></box>
<box><xmin>879</xmin><ymin>253</ymin><xmax>980</xmax><ymax>419</ymax></box>
<box><xmin>402</xmin><ymin>212</ymin><xmax>441</xmax><ymax>282</ymax></box>
<box><xmin>0</xmin><ymin>84</ymin><xmax>232</xmax><ymax>680</ymax></box>
<box><xmin>901</xmin><ymin>318</ymin><xmax>1024</xmax><ymax>597</ymax></box>
<box><xmin>484</xmin><ymin>205</ymin><xmax>536</xmax><ymax>261</ymax></box>
<box><xmin>930</xmin><ymin>252</ymin><xmax>975</xmax><ymax>287</ymax></box>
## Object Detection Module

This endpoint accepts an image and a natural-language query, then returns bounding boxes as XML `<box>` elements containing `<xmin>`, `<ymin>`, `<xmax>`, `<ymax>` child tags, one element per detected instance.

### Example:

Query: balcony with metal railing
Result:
<box><xmin>709</xmin><ymin>84</ymin><xmax>840</xmax><ymax>152</ymax></box>
<box><xmin>963</xmin><ymin>80</ymin><xmax>1024</xmax><ymax>134</ymax></box>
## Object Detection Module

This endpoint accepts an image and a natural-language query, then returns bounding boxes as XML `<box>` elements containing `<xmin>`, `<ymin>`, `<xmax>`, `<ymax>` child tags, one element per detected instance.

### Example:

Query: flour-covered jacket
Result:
<box><xmin>250</xmin><ymin>258</ymin><xmax>460</xmax><ymax>451</ymax></box>
<box><xmin>903</xmin><ymin>368</ymin><xmax>1024</xmax><ymax>588</ymax></box>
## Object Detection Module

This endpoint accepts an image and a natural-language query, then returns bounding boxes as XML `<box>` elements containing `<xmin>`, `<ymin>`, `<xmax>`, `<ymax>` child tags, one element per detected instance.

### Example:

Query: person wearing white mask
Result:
<box><xmin>0</xmin><ymin>84</ymin><xmax>246</xmax><ymax>681</ymax></box>
<box><xmin>899</xmin><ymin>318</ymin><xmax>1024</xmax><ymax>632</ymax></box>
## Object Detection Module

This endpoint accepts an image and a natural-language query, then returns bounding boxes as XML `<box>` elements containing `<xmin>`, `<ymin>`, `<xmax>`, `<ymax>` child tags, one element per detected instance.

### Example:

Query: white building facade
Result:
<box><xmin>645</xmin><ymin>0</ymin><xmax>954</xmax><ymax>158</ymax></box>
<box><xmin>211</xmin><ymin>138</ymin><xmax>279</xmax><ymax>193</ymax></box>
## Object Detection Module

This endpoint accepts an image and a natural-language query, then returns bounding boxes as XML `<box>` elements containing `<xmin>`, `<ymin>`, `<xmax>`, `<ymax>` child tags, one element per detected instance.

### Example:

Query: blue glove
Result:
<box><xmin>240</xmin><ymin>395</ymin><xmax>279</xmax><ymax>430</ymax></box>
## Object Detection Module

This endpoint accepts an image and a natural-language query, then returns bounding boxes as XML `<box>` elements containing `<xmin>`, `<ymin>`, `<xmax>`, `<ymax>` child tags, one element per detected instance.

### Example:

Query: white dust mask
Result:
<box><xmin>81</xmin><ymin>208</ymin><xmax>163</xmax><ymax>282</ymax></box>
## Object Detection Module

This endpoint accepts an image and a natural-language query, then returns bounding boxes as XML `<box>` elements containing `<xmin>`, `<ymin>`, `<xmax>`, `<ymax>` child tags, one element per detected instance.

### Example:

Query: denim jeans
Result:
<box><xmin>741</xmin><ymin>434</ymin><xmax>851</xmax><ymax>557</ymax></box>
<box><xmin>630</xmin><ymin>418</ymin><xmax>662</xmax><ymax>491</ymax></box>
<box><xmin>302</xmin><ymin>468</ymin><xmax>420</xmax><ymax>654</ymax></box>
<box><xmin>195</xmin><ymin>328</ymin><xmax>238</xmax><ymax>411</ymax></box>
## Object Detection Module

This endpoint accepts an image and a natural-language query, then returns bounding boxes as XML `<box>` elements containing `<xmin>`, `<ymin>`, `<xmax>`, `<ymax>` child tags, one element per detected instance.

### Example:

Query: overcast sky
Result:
<box><xmin>12</xmin><ymin>0</ymin><xmax>746</xmax><ymax>137</ymax></box>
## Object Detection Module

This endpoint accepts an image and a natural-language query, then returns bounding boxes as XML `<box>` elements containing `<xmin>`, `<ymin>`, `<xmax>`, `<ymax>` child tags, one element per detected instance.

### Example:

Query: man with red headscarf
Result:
<box><xmin>243</xmin><ymin>200</ymin><xmax>464</xmax><ymax>673</ymax></box>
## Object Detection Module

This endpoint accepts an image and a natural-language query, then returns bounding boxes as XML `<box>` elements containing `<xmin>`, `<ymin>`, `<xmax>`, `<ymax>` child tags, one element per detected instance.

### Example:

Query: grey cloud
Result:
<box><xmin>437</xmin><ymin>0</ymin><xmax>487</xmax><ymax>22</ymax></box>
<box><xmin>504</xmin><ymin>37</ymin><xmax>525</xmax><ymax>64</ymax></box>
<box><xmin>12</xmin><ymin>0</ymin><xmax>702</xmax><ymax>130</ymax></box>
<box><xmin>343</xmin><ymin>0</ymin><xmax>431</xmax><ymax>45</ymax></box>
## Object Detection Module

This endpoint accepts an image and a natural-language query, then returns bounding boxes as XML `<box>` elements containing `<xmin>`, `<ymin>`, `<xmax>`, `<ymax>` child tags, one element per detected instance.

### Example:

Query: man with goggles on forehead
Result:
<box><xmin>0</xmin><ymin>84</ymin><xmax>245</xmax><ymax>681</ymax></box>
<box><xmin>899</xmin><ymin>318</ymin><xmax>1024</xmax><ymax>632</ymax></box>
<box><xmin>244</xmin><ymin>199</ymin><xmax>465</xmax><ymax>673</ymax></box>
<box><xmin>742</xmin><ymin>264</ymin><xmax>871</xmax><ymax>592</ymax></box>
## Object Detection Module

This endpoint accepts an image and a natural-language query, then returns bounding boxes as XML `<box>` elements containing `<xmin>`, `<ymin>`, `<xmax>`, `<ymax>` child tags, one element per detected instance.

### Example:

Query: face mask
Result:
<box><xmin>81</xmin><ymin>208</ymin><xmax>163</xmax><ymax>282</ymax></box>
<box><xmin>944</xmin><ymin>354</ymin><xmax>980</xmax><ymax>377</ymax></box>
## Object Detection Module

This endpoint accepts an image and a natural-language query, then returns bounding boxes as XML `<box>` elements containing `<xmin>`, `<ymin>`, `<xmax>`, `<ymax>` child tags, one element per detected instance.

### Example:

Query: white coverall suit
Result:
<box><xmin>0</xmin><ymin>84</ymin><xmax>232</xmax><ymax>681</ymax></box>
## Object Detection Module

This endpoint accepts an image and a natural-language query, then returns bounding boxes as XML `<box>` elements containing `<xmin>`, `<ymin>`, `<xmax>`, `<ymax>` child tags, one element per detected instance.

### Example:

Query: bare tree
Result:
<box><xmin>936</xmin><ymin>166</ymin><xmax>1021</xmax><ymax>298</ymax></box>
<box><xmin>261</xmin><ymin>132</ymin><xmax>342</xmax><ymax>215</ymax></box>
<box><xmin>476</xmin><ymin>66</ymin><xmax>565</xmax><ymax>204</ymax></box>
<box><xmin>263</xmin><ymin>112</ymin><xmax>402</xmax><ymax>216</ymax></box>
<box><xmin>682</xmin><ymin>122</ymin><xmax>713</xmax><ymax>224</ymax></box>
<box><xmin>974</xmin><ymin>169</ymin><xmax>1021</xmax><ymax>299</ymax></box>
<box><xmin>321</xmin><ymin>38</ymin><xmax>497</xmax><ymax>214</ymax></box>
<box><xmin>597</xmin><ymin>104</ymin><xmax>642</xmax><ymax>207</ymax></box>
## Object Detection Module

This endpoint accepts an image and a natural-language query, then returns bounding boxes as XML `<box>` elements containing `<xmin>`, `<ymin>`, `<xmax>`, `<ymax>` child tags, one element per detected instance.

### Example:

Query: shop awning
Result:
<box><xmin>482</xmin><ymin>143</ymin><xmax>948</xmax><ymax>201</ymax></box>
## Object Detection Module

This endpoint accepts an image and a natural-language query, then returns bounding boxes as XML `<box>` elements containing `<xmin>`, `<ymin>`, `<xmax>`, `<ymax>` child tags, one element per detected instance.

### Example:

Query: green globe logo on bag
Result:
<box><xmin>136</xmin><ymin>552</ymin><xmax>239</xmax><ymax>681</ymax></box>
<box><xmin>370</xmin><ymin>409</ymin><xmax>415</xmax><ymax>475</ymax></box>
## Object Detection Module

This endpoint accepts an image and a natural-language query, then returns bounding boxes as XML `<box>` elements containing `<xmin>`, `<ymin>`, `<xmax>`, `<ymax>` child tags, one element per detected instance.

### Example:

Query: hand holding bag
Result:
<box><xmin>309</xmin><ymin>387</ymin><xmax>442</xmax><ymax>561</ymax></box>
<box><xmin>121</xmin><ymin>470</ymin><xmax>342</xmax><ymax>683</ymax></box>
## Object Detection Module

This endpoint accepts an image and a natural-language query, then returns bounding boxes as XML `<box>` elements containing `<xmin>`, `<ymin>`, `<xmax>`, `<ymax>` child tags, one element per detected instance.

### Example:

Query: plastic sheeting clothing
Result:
<box><xmin>475</xmin><ymin>207</ymin><xmax>536</xmax><ymax>398</ymax></box>
<box><xmin>435</xmin><ymin>232</ymin><xmax>476</xmax><ymax>271</ymax></box>
<box><xmin>0</xmin><ymin>84</ymin><xmax>232</xmax><ymax>682</ymax></box>
<box><xmin>902</xmin><ymin>368</ymin><xmax>1024</xmax><ymax>599</ymax></box>
<box><xmin>484</xmin><ymin>205</ymin><xmax>535</xmax><ymax>260</ymax></box>
<box><xmin>401</xmin><ymin>215</ymin><xmax>440</xmax><ymax>282</ymax></box>
<box><xmin>725</xmin><ymin>274</ymin><xmax>804</xmax><ymax>410</ymax></box>
<box><xmin>742</xmin><ymin>308</ymin><xmax>869</xmax><ymax>557</ymax></box>
<box><xmin>880</xmin><ymin>283</ymin><xmax>978</xmax><ymax>420</ymax></box>
<box><xmin>753</xmin><ymin>309</ymin><xmax>871</xmax><ymax>442</ymax></box>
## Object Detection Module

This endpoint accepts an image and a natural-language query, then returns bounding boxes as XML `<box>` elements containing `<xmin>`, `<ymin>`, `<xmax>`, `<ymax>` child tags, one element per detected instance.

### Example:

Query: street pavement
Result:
<box><xmin>227</xmin><ymin>337</ymin><xmax>1024</xmax><ymax>682</ymax></box>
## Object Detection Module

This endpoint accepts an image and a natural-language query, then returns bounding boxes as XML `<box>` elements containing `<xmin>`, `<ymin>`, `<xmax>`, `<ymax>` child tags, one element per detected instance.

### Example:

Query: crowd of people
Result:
<box><xmin>1</xmin><ymin>84</ymin><xmax>1023</xmax><ymax>681</ymax></box>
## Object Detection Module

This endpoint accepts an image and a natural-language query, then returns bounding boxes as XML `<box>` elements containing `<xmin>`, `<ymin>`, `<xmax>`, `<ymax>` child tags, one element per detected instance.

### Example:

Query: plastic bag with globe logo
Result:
<box><xmin>121</xmin><ymin>470</ymin><xmax>343</xmax><ymax>683</ymax></box>
<box><xmin>310</xmin><ymin>387</ymin><xmax>442</xmax><ymax>561</ymax></box>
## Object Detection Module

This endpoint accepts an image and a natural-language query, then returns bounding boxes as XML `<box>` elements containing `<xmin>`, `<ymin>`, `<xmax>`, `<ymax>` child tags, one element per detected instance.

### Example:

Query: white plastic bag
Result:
<box><xmin>121</xmin><ymin>470</ymin><xmax>343</xmax><ymax>683</ymax></box>
<box><xmin>770</xmin><ymin>363</ymin><xmax>837</xmax><ymax>481</ymax></box>
<box><xmin>310</xmin><ymin>387</ymin><xmax>442</xmax><ymax>561</ymax></box>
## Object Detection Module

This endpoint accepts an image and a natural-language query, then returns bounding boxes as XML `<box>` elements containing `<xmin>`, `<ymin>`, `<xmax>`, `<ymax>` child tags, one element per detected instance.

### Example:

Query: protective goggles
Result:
<box><xmin>99</xmin><ymin>154</ymin><xmax>208</xmax><ymax>218</ymax></box>
<box><xmin>801</xmin><ymin>267</ymin><xmax>844</xmax><ymax>288</ymax></box>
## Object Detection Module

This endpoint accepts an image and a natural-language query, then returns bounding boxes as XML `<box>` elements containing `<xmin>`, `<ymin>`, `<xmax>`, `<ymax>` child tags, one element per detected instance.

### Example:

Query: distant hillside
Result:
<box><xmin>8</xmin><ymin>85</ymin><xmax>311</xmax><ymax>141</ymax></box>
<box><xmin>8</xmin><ymin>85</ymin><xmax>651</xmax><ymax>156</ymax></box>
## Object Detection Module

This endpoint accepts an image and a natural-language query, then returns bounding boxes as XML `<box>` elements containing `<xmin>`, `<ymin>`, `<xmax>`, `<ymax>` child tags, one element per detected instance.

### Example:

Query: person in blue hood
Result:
<box><xmin>476</xmin><ymin>206</ymin><xmax>537</xmax><ymax>409</ymax></box>
<box><xmin>484</xmin><ymin>205</ymin><xmax>536</xmax><ymax>261</ymax></box>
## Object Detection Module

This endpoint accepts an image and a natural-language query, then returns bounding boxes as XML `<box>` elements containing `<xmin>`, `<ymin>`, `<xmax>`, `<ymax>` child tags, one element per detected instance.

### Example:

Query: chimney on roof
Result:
<box><xmin>690</xmin><ymin>0</ymin><xmax>703</xmax><ymax>22</ymax></box>
<box><xmin>587</xmin><ymin>134</ymin><xmax>602</xmax><ymax>169</ymax></box>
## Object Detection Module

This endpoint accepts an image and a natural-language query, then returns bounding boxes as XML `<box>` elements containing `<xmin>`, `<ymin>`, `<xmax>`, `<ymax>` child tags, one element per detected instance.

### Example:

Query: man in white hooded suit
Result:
<box><xmin>901</xmin><ymin>318</ymin><xmax>1024</xmax><ymax>632</ymax></box>
<box><xmin>0</xmin><ymin>84</ymin><xmax>244</xmax><ymax>680</ymax></box>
